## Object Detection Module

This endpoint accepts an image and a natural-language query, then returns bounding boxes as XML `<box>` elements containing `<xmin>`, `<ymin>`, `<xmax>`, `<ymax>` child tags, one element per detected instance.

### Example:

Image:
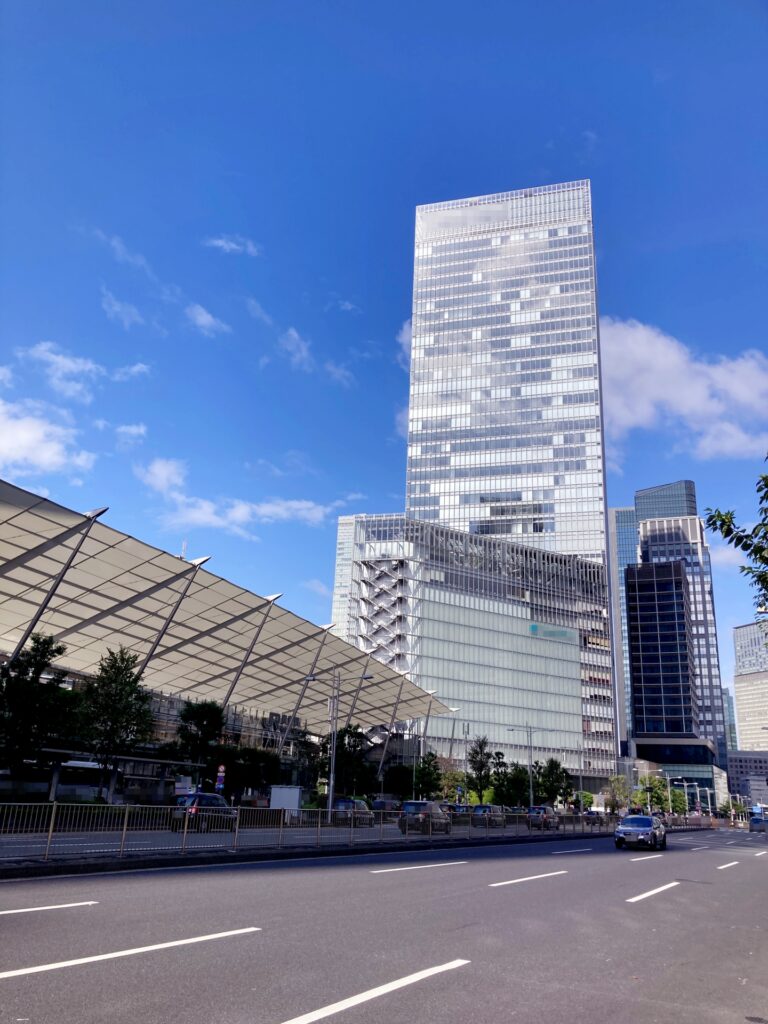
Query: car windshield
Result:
<box><xmin>622</xmin><ymin>816</ymin><xmax>653</xmax><ymax>827</ymax></box>
<box><xmin>402</xmin><ymin>802</ymin><xmax>427</xmax><ymax>813</ymax></box>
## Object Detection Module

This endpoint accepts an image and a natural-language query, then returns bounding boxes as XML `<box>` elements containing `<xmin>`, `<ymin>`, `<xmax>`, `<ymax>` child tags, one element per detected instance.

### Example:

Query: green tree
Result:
<box><xmin>80</xmin><ymin>646</ymin><xmax>153</xmax><ymax>801</ymax></box>
<box><xmin>0</xmin><ymin>634</ymin><xmax>80</xmax><ymax>769</ymax></box>
<box><xmin>490</xmin><ymin>752</ymin><xmax>530</xmax><ymax>806</ymax></box>
<box><xmin>466</xmin><ymin>735</ymin><xmax>493</xmax><ymax>802</ymax></box>
<box><xmin>536</xmin><ymin>758</ymin><xmax>572</xmax><ymax>806</ymax></box>
<box><xmin>636</xmin><ymin>775</ymin><xmax>669</xmax><ymax>812</ymax></box>
<box><xmin>574</xmin><ymin>790</ymin><xmax>594</xmax><ymax>811</ymax></box>
<box><xmin>604</xmin><ymin>775</ymin><xmax>630</xmax><ymax>813</ymax></box>
<box><xmin>439</xmin><ymin>768</ymin><xmax>465</xmax><ymax>801</ymax></box>
<box><xmin>415</xmin><ymin>752</ymin><xmax>442</xmax><ymax>798</ymax></box>
<box><xmin>319</xmin><ymin>725</ymin><xmax>377</xmax><ymax>797</ymax></box>
<box><xmin>671</xmin><ymin>788</ymin><xmax>689</xmax><ymax>815</ymax></box>
<box><xmin>177</xmin><ymin>700</ymin><xmax>225</xmax><ymax>766</ymax></box>
<box><xmin>706</xmin><ymin>464</ymin><xmax>768</xmax><ymax>608</ymax></box>
<box><xmin>382</xmin><ymin>762</ymin><xmax>413</xmax><ymax>801</ymax></box>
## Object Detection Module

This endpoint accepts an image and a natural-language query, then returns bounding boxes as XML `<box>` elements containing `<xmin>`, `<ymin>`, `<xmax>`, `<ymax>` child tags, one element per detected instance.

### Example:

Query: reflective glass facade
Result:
<box><xmin>634</xmin><ymin>480</ymin><xmax>697</xmax><ymax>521</ymax></box>
<box><xmin>639</xmin><ymin>517</ymin><xmax>727</xmax><ymax>766</ymax></box>
<box><xmin>625</xmin><ymin>561</ymin><xmax>699</xmax><ymax>737</ymax></box>
<box><xmin>406</xmin><ymin>181</ymin><xmax>606</xmax><ymax>563</ymax></box>
<box><xmin>332</xmin><ymin>514</ymin><xmax>615</xmax><ymax>779</ymax></box>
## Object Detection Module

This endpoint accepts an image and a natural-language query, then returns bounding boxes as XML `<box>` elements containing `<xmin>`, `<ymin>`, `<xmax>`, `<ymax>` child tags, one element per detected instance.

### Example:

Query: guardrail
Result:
<box><xmin>0</xmin><ymin>803</ymin><xmax>715</xmax><ymax>863</ymax></box>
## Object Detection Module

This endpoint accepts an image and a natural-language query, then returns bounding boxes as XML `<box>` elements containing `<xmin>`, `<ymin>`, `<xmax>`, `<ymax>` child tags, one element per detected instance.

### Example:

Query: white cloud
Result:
<box><xmin>0</xmin><ymin>366</ymin><xmax>12</xmax><ymax>388</ymax></box>
<box><xmin>709</xmin><ymin>543</ymin><xmax>745</xmax><ymax>569</ymax></box>
<box><xmin>397</xmin><ymin>319</ymin><xmax>412</xmax><ymax>370</ymax></box>
<box><xmin>115</xmin><ymin>423</ymin><xmax>147</xmax><ymax>448</ymax></box>
<box><xmin>325</xmin><ymin>297</ymin><xmax>362</xmax><ymax>314</ymax></box>
<box><xmin>246</xmin><ymin>298</ymin><xmax>273</xmax><ymax>326</ymax></box>
<box><xmin>302</xmin><ymin>579</ymin><xmax>332</xmax><ymax>599</ymax></box>
<box><xmin>135</xmin><ymin>457</ymin><xmax>187</xmax><ymax>495</ymax></box>
<box><xmin>278</xmin><ymin>327</ymin><xmax>314</xmax><ymax>372</ymax></box>
<box><xmin>203</xmin><ymin>235</ymin><xmax>261</xmax><ymax>257</ymax></box>
<box><xmin>92</xmin><ymin>229</ymin><xmax>155</xmax><ymax>278</ymax></box>
<box><xmin>112</xmin><ymin>362</ymin><xmax>150</xmax><ymax>382</ymax></box>
<box><xmin>324</xmin><ymin>361</ymin><xmax>355</xmax><ymax>388</ymax></box>
<box><xmin>395</xmin><ymin>405</ymin><xmax>409</xmax><ymax>439</ymax></box>
<box><xmin>100</xmin><ymin>287</ymin><xmax>144</xmax><ymax>330</ymax></box>
<box><xmin>0</xmin><ymin>398</ymin><xmax>95</xmax><ymax>476</ymax></box>
<box><xmin>185</xmin><ymin>303</ymin><xmax>232</xmax><ymax>338</ymax></box>
<box><xmin>22</xmin><ymin>342</ymin><xmax>105</xmax><ymax>404</ymax></box>
<box><xmin>601</xmin><ymin>316</ymin><xmax>768</xmax><ymax>463</ymax></box>
<box><xmin>135</xmin><ymin>457</ymin><xmax>349</xmax><ymax>538</ymax></box>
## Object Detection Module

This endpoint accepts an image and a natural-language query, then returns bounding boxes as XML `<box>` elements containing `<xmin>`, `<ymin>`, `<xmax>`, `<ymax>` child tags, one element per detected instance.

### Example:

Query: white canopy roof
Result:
<box><xmin>0</xmin><ymin>480</ymin><xmax>446</xmax><ymax>733</ymax></box>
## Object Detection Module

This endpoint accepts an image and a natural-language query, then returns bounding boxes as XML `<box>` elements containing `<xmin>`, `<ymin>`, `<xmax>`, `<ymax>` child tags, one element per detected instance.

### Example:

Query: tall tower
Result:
<box><xmin>405</xmin><ymin>180</ymin><xmax>607</xmax><ymax>562</ymax></box>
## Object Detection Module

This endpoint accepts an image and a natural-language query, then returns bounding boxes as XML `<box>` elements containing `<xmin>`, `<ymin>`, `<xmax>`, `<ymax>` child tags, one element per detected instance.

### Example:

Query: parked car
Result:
<box><xmin>749</xmin><ymin>816</ymin><xmax>767</xmax><ymax>833</ymax></box>
<box><xmin>471</xmin><ymin>804</ymin><xmax>505</xmax><ymax>828</ymax></box>
<box><xmin>171</xmin><ymin>793</ymin><xmax>237</xmax><ymax>832</ymax></box>
<box><xmin>614</xmin><ymin>814</ymin><xmax>666</xmax><ymax>849</ymax></box>
<box><xmin>439</xmin><ymin>803</ymin><xmax>471</xmax><ymax>825</ymax></box>
<box><xmin>504</xmin><ymin>806</ymin><xmax>528</xmax><ymax>823</ymax></box>
<box><xmin>399</xmin><ymin>800</ymin><xmax>452</xmax><ymax>834</ymax></box>
<box><xmin>528</xmin><ymin>805</ymin><xmax>561</xmax><ymax>830</ymax></box>
<box><xmin>331</xmin><ymin>797</ymin><xmax>375</xmax><ymax>827</ymax></box>
<box><xmin>372</xmin><ymin>799</ymin><xmax>401</xmax><ymax>821</ymax></box>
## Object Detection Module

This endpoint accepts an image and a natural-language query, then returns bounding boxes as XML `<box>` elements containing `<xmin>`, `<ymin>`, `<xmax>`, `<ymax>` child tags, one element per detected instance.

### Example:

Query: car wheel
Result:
<box><xmin>615</xmin><ymin>839</ymin><xmax>624</xmax><ymax>849</ymax></box>
<box><xmin>660</xmin><ymin>835</ymin><xmax>667</xmax><ymax>850</ymax></box>
<box><xmin>650</xmin><ymin>834</ymin><xmax>658</xmax><ymax>850</ymax></box>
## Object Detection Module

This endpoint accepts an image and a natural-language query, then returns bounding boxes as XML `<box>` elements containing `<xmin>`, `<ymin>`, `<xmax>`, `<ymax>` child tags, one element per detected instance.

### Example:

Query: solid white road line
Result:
<box><xmin>0</xmin><ymin>927</ymin><xmax>260</xmax><ymax>980</ymax></box>
<box><xmin>626</xmin><ymin>882</ymin><xmax>680</xmax><ymax>903</ymax></box>
<box><xmin>550</xmin><ymin>848</ymin><xmax>592</xmax><ymax>855</ymax></box>
<box><xmin>0</xmin><ymin>901</ymin><xmax>98</xmax><ymax>917</ymax></box>
<box><xmin>756</xmin><ymin>851</ymin><xmax>766</xmax><ymax>857</ymax></box>
<box><xmin>630</xmin><ymin>854</ymin><xmax>663</xmax><ymax>861</ymax></box>
<box><xmin>370</xmin><ymin>861</ymin><xmax>467</xmax><ymax>874</ymax></box>
<box><xmin>277</xmin><ymin>959</ymin><xmax>470</xmax><ymax>1024</ymax></box>
<box><xmin>717</xmin><ymin>861</ymin><xmax>739</xmax><ymax>870</ymax></box>
<box><xmin>489</xmin><ymin>870</ymin><xmax>567</xmax><ymax>888</ymax></box>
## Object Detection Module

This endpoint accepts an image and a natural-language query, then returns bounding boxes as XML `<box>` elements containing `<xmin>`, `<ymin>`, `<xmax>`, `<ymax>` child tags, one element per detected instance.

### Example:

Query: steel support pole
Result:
<box><xmin>527</xmin><ymin>725</ymin><xmax>534</xmax><ymax>809</ymax></box>
<box><xmin>326</xmin><ymin>670</ymin><xmax>341</xmax><ymax>823</ymax></box>
<box><xmin>221</xmin><ymin>596</ymin><xmax>281</xmax><ymax>707</ymax></box>
<box><xmin>7</xmin><ymin>508</ymin><xmax>107</xmax><ymax>666</ymax></box>
<box><xmin>277</xmin><ymin>629</ymin><xmax>329</xmax><ymax>757</ymax></box>
<box><xmin>376</xmin><ymin>677</ymin><xmax>405</xmax><ymax>782</ymax></box>
<box><xmin>344</xmin><ymin>656</ymin><xmax>371</xmax><ymax>729</ymax></box>
<box><xmin>136</xmin><ymin>557</ymin><xmax>209</xmax><ymax>678</ymax></box>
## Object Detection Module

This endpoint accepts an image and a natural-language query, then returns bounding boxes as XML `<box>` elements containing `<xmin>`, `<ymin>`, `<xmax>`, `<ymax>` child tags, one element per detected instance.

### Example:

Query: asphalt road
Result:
<box><xmin>0</xmin><ymin>827</ymin><xmax>765</xmax><ymax>1024</ymax></box>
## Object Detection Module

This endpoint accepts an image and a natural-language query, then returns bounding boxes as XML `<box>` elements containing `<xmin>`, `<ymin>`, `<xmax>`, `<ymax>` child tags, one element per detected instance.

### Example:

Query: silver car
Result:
<box><xmin>614</xmin><ymin>814</ymin><xmax>666</xmax><ymax>850</ymax></box>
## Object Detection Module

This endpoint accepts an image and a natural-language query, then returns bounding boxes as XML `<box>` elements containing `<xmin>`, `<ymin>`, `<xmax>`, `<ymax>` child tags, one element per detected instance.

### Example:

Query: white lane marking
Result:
<box><xmin>277</xmin><ymin>959</ymin><xmax>470</xmax><ymax>1024</ymax></box>
<box><xmin>550</xmin><ymin>848</ymin><xmax>592</xmax><ymax>855</ymax></box>
<box><xmin>726</xmin><ymin>840</ymin><xmax>737</xmax><ymax>845</ymax></box>
<box><xmin>370</xmin><ymin>861</ymin><xmax>467</xmax><ymax>874</ymax></box>
<box><xmin>717</xmin><ymin>861</ymin><xmax>739</xmax><ymax>870</ymax></box>
<box><xmin>756</xmin><ymin>851</ymin><xmax>767</xmax><ymax>857</ymax></box>
<box><xmin>0</xmin><ymin>901</ymin><xmax>98</xmax><ymax>917</ymax></box>
<box><xmin>630</xmin><ymin>854</ymin><xmax>663</xmax><ymax>861</ymax></box>
<box><xmin>689</xmin><ymin>846</ymin><xmax>709</xmax><ymax>851</ymax></box>
<box><xmin>626</xmin><ymin>881</ymin><xmax>680</xmax><ymax>903</ymax></box>
<box><xmin>0</xmin><ymin>927</ymin><xmax>260</xmax><ymax>980</ymax></box>
<box><xmin>489</xmin><ymin>870</ymin><xmax>567</xmax><ymax>888</ymax></box>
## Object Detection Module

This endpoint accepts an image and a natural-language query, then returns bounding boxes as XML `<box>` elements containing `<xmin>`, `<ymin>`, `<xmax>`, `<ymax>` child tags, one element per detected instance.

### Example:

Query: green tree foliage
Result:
<box><xmin>706</xmin><ymin>464</ymin><xmax>768</xmax><ymax>608</ymax></box>
<box><xmin>0</xmin><ymin>634</ymin><xmax>81</xmax><ymax>768</ymax></box>
<box><xmin>490</xmin><ymin>751</ymin><xmax>530</xmax><ymax>806</ymax></box>
<box><xmin>637</xmin><ymin>775</ymin><xmax>670</xmax><ymax>812</ymax></box>
<box><xmin>319</xmin><ymin>725</ymin><xmax>377</xmax><ymax>797</ymax></box>
<box><xmin>604</xmin><ymin>775</ymin><xmax>630</xmax><ymax>813</ymax></box>
<box><xmin>671</xmin><ymin>788</ymin><xmax>689</xmax><ymax>815</ymax></box>
<box><xmin>212</xmin><ymin>745</ymin><xmax>282</xmax><ymax>800</ymax></box>
<box><xmin>574</xmin><ymin>790</ymin><xmax>594</xmax><ymax>810</ymax></box>
<box><xmin>535</xmin><ymin>758</ymin><xmax>572</xmax><ymax>806</ymax></box>
<box><xmin>466</xmin><ymin>735</ymin><xmax>493</xmax><ymax>802</ymax></box>
<box><xmin>415</xmin><ymin>751</ymin><xmax>442</xmax><ymax>798</ymax></box>
<box><xmin>439</xmin><ymin>768</ymin><xmax>465</xmax><ymax>801</ymax></box>
<box><xmin>80</xmin><ymin>646</ymin><xmax>153</xmax><ymax>798</ymax></box>
<box><xmin>383</xmin><ymin>762</ymin><xmax>413</xmax><ymax>801</ymax></box>
<box><xmin>177</xmin><ymin>700</ymin><xmax>225</xmax><ymax>764</ymax></box>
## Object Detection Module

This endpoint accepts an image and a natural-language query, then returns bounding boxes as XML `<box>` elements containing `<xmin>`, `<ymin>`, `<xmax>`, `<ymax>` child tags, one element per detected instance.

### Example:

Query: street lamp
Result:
<box><xmin>508</xmin><ymin>725</ymin><xmax>536</xmax><ymax>808</ymax></box>
<box><xmin>307</xmin><ymin>668</ymin><xmax>373</xmax><ymax>822</ymax></box>
<box><xmin>672</xmin><ymin>778</ymin><xmax>693</xmax><ymax>814</ymax></box>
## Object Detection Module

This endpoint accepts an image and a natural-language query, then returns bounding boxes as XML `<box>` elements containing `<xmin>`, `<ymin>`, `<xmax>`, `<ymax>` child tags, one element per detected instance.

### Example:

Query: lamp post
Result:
<box><xmin>508</xmin><ymin>725</ymin><xmax>535</xmax><ymax>808</ymax></box>
<box><xmin>672</xmin><ymin>778</ymin><xmax>693</xmax><ymax>814</ymax></box>
<box><xmin>307</xmin><ymin>668</ymin><xmax>373</xmax><ymax>823</ymax></box>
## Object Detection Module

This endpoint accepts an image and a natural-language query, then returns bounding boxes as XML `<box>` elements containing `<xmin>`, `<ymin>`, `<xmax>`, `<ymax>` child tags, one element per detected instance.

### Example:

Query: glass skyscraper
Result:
<box><xmin>733</xmin><ymin>621</ymin><xmax>768</xmax><ymax>751</ymax></box>
<box><xmin>406</xmin><ymin>181</ymin><xmax>607</xmax><ymax>563</ymax></box>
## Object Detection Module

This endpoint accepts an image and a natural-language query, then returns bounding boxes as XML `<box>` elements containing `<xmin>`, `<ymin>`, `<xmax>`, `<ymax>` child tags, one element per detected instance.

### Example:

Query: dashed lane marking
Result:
<box><xmin>626</xmin><ymin>882</ymin><xmax>680</xmax><ymax>903</ymax></box>
<box><xmin>370</xmin><ymin>861</ymin><xmax>467</xmax><ymax>874</ymax></box>
<box><xmin>489</xmin><ymin>870</ymin><xmax>567</xmax><ymax>888</ymax></box>
<box><xmin>717</xmin><ymin>861</ymin><xmax>739</xmax><ymax>870</ymax></box>
<box><xmin>0</xmin><ymin>901</ymin><xmax>98</xmax><ymax>917</ymax></box>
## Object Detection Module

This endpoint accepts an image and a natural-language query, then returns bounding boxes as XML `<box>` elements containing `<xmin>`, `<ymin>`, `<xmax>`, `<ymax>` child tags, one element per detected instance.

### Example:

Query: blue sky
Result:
<box><xmin>1</xmin><ymin>1</ymin><xmax>767</xmax><ymax>690</ymax></box>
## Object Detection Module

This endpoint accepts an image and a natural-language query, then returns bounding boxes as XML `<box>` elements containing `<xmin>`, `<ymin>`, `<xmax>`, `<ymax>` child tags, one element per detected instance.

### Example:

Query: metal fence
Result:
<box><xmin>0</xmin><ymin>803</ymin><xmax>715</xmax><ymax>863</ymax></box>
